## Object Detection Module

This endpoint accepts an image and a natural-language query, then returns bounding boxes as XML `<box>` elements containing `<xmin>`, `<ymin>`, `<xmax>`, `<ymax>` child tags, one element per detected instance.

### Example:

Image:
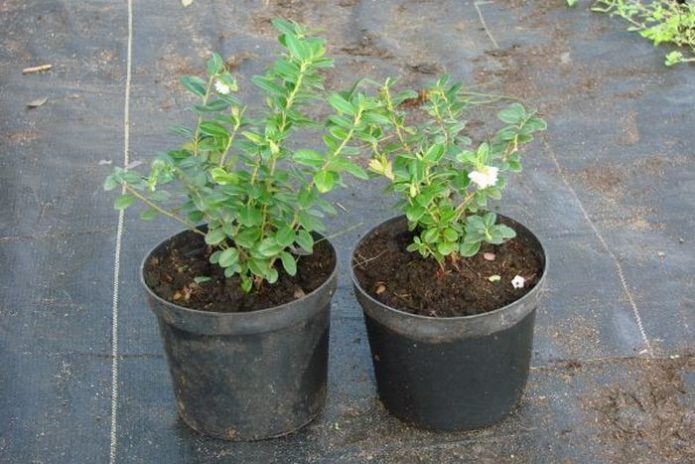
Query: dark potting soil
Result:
<box><xmin>143</xmin><ymin>232</ymin><xmax>335</xmax><ymax>313</ymax></box>
<box><xmin>353</xmin><ymin>220</ymin><xmax>543</xmax><ymax>317</ymax></box>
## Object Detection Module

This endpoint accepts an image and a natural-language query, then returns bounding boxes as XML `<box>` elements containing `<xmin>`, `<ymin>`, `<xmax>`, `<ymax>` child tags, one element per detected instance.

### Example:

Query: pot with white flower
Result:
<box><xmin>351</xmin><ymin>77</ymin><xmax>548</xmax><ymax>430</ymax></box>
<box><xmin>105</xmin><ymin>20</ymin><xmax>385</xmax><ymax>440</ymax></box>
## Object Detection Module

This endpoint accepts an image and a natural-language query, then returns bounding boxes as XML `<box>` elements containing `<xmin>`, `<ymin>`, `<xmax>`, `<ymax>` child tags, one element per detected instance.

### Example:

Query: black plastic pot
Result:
<box><xmin>351</xmin><ymin>215</ymin><xmax>547</xmax><ymax>431</ymax></box>
<box><xmin>141</xmin><ymin>228</ymin><xmax>337</xmax><ymax>441</ymax></box>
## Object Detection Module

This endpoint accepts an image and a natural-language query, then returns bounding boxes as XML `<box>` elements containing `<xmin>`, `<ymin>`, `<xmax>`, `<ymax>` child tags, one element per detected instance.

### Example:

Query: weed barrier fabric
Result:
<box><xmin>0</xmin><ymin>1</ymin><xmax>692</xmax><ymax>462</ymax></box>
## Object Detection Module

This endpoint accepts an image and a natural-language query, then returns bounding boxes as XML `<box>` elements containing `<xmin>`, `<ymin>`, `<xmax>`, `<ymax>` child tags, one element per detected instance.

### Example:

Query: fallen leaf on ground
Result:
<box><xmin>26</xmin><ymin>97</ymin><xmax>47</xmax><ymax>108</ymax></box>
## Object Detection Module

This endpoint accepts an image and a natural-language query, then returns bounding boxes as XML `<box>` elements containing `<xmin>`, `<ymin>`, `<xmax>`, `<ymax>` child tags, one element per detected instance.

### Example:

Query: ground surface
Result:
<box><xmin>1</xmin><ymin>1</ymin><xmax>693</xmax><ymax>463</ymax></box>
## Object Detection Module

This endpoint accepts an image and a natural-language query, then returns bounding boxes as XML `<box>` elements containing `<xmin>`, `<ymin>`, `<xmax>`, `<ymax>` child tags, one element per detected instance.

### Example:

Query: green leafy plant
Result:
<box><xmin>105</xmin><ymin>20</ymin><xmax>384</xmax><ymax>292</ymax></box>
<box><xmin>365</xmin><ymin>77</ymin><xmax>546</xmax><ymax>266</ymax></box>
<box><xmin>591</xmin><ymin>0</ymin><xmax>695</xmax><ymax>66</ymax></box>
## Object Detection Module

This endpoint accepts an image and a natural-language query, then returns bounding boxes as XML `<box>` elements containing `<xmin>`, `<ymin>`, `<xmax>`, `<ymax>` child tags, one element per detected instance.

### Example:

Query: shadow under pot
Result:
<box><xmin>141</xmin><ymin>227</ymin><xmax>337</xmax><ymax>441</ymax></box>
<box><xmin>351</xmin><ymin>215</ymin><xmax>547</xmax><ymax>431</ymax></box>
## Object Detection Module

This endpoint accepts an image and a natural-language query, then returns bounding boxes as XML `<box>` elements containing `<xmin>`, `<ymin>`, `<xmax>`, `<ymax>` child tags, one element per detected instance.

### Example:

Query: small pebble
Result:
<box><xmin>483</xmin><ymin>252</ymin><xmax>496</xmax><ymax>261</ymax></box>
<box><xmin>293</xmin><ymin>288</ymin><xmax>306</xmax><ymax>299</ymax></box>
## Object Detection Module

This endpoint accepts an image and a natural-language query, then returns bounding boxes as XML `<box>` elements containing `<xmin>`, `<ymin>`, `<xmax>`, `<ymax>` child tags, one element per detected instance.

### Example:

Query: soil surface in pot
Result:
<box><xmin>144</xmin><ymin>233</ymin><xmax>335</xmax><ymax>313</ymax></box>
<box><xmin>353</xmin><ymin>221</ymin><xmax>543</xmax><ymax>317</ymax></box>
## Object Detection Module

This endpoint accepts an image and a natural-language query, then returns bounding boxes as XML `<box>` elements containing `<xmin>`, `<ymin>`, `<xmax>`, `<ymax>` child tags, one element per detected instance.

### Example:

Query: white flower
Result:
<box><xmin>214</xmin><ymin>80</ymin><xmax>231</xmax><ymax>95</ymax></box>
<box><xmin>468</xmin><ymin>166</ymin><xmax>499</xmax><ymax>189</ymax></box>
<box><xmin>511</xmin><ymin>275</ymin><xmax>526</xmax><ymax>289</ymax></box>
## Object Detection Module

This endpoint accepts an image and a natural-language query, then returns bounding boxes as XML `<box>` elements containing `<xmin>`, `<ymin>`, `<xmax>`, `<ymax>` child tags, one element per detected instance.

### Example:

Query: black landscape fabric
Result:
<box><xmin>0</xmin><ymin>1</ymin><xmax>693</xmax><ymax>463</ymax></box>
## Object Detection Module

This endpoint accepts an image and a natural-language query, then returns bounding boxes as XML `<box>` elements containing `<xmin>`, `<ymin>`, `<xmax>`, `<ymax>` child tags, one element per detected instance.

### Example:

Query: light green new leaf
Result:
<box><xmin>205</xmin><ymin>228</ymin><xmax>227</xmax><ymax>246</ymax></box>
<box><xmin>218</xmin><ymin>247</ymin><xmax>240</xmax><ymax>267</ymax></box>
<box><xmin>497</xmin><ymin>103</ymin><xmax>527</xmax><ymax>124</ymax></box>
<box><xmin>280</xmin><ymin>251</ymin><xmax>297</xmax><ymax>276</ymax></box>
<box><xmin>314</xmin><ymin>170</ymin><xmax>337</xmax><ymax>193</ymax></box>
<box><xmin>114</xmin><ymin>194</ymin><xmax>134</xmax><ymax>210</ymax></box>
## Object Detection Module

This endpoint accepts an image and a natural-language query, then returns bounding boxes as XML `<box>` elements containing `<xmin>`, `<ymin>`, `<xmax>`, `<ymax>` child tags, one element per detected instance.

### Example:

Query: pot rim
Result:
<box><xmin>140</xmin><ymin>226</ymin><xmax>339</xmax><ymax>320</ymax></box>
<box><xmin>350</xmin><ymin>214</ymin><xmax>548</xmax><ymax>322</ymax></box>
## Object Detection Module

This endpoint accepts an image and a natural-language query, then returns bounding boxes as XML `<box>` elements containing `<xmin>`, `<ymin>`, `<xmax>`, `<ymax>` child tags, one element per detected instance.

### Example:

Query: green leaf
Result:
<box><xmin>298</xmin><ymin>211</ymin><xmax>325</xmax><ymax>232</ymax></box>
<box><xmin>295</xmin><ymin>229</ymin><xmax>314</xmax><ymax>253</ymax></box>
<box><xmin>424</xmin><ymin>143</ymin><xmax>445</xmax><ymax>163</ymax></box>
<box><xmin>139</xmin><ymin>209</ymin><xmax>158</xmax><ymax>221</ymax></box>
<box><xmin>362</xmin><ymin>111</ymin><xmax>392</xmax><ymax>125</ymax></box>
<box><xmin>466</xmin><ymin>215</ymin><xmax>486</xmax><ymax>231</ymax></box>
<box><xmin>251</xmin><ymin>75</ymin><xmax>286</xmax><ymax>96</ymax></box>
<box><xmin>199</xmin><ymin>121</ymin><xmax>229</xmax><ymax>138</ymax></box>
<box><xmin>497</xmin><ymin>103</ymin><xmax>527</xmax><ymax>124</ymax></box>
<box><xmin>194</xmin><ymin>276</ymin><xmax>211</xmax><ymax>284</ymax></box>
<box><xmin>328</xmin><ymin>94</ymin><xmax>356</xmax><ymax>115</ymax></box>
<box><xmin>180</xmin><ymin>76</ymin><xmax>207</xmax><ymax>97</ymax></box>
<box><xmin>235</xmin><ymin>227</ymin><xmax>260</xmax><ymax>248</ymax></box>
<box><xmin>332</xmin><ymin>159</ymin><xmax>368</xmax><ymax>179</ymax></box>
<box><xmin>276</xmin><ymin>226</ymin><xmax>295</xmax><ymax>247</ymax></box>
<box><xmin>437</xmin><ymin>241</ymin><xmax>457</xmax><ymax>256</ymax></box>
<box><xmin>114</xmin><ymin>194</ymin><xmax>134</xmax><ymax>210</ymax></box>
<box><xmin>314</xmin><ymin>170</ymin><xmax>337</xmax><ymax>193</ymax></box>
<box><xmin>293</xmin><ymin>149</ymin><xmax>324</xmax><ymax>167</ymax></box>
<box><xmin>280</xmin><ymin>252</ymin><xmax>297</xmax><ymax>276</ymax></box>
<box><xmin>210</xmin><ymin>167</ymin><xmax>238</xmax><ymax>185</ymax></box>
<box><xmin>496</xmin><ymin>224</ymin><xmax>517</xmax><ymax>240</ymax></box>
<box><xmin>522</xmin><ymin>117</ymin><xmax>547</xmax><ymax>133</ymax></box>
<box><xmin>242</xmin><ymin>131</ymin><xmax>264</xmax><ymax>145</ymax></box>
<box><xmin>239</xmin><ymin>205</ymin><xmax>262</xmax><ymax>226</ymax></box>
<box><xmin>316</xmin><ymin>199</ymin><xmax>337</xmax><ymax>215</ymax></box>
<box><xmin>104</xmin><ymin>175</ymin><xmax>119</xmax><ymax>191</ymax></box>
<box><xmin>207</xmin><ymin>53</ymin><xmax>224</xmax><ymax>76</ymax></box>
<box><xmin>205</xmin><ymin>228</ymin><xmax>227</xmax><ymax>245</ymax></box>
<box><xmin>406</xmin><ymin>203</ymin><xmax>425</xmax><ymax>222</ymax></box>
<box><xmin>218</xmin><ymin>247</ymin><xmax>240</xmax><ymax>267</ymax></box>
<box><xmin>284</xmin><ymin>32</ymin><xmax>308</xmax><ymax>59</ymax></box>
<box><xmin>258</xmin><ymin>238</ymin><xmax>284</xmax><ymax>257</ymax></box>
<box><xmin>266</xmin><ymin>267</ymin><xmax>279</xmax><ymax>284</ymax></box>
<box><xmin>456</xmin><ymin>150</ymin><xmax>476</xmax><ymax>164</ymax></box>
<box><xmin>422</xmin><ymin>228</ymin><xmax>439</xmax><ymax>243</ymax></box>
<box><xmin>271</xmin><ymin>18</ymin><xmax>297</xmax><ymax>37</ymax></box>
<box><xmin>459</xmin><ymin>240</ymin><xmax>481</xmax><ymax>257</ymax></box>
<box><xmin>209</xmin><ymin>250</ymin><xmax>222</xmax><ymax>264</ymax></box>
<box><xmin>273</xmin><ymin>59</ymin><xmax>300</xmax><ymax>80</ymax></box>
<box><xmin>483</xmin><ymin>212</ymin><xmax>497</xmax><ymax>227</ymax></box>
<box><xmin>442</xmin><ymin>228</ymin><xmax>458</xmax><ymax>242</ymax></box>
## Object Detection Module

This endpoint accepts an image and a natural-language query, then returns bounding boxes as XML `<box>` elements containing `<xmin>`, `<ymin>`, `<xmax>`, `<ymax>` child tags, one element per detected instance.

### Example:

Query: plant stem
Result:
<box><xmin>124</xmin><ymin>185</ymin><xmax>205</xmax><ymax>236</ymax></box>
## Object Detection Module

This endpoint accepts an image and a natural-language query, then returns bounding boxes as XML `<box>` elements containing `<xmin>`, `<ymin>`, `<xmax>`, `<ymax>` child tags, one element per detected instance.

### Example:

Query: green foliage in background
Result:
<box><xmin>573</xmin><ymin>0</ymin><xmax>695</xmax><ymax>66</ymax></box>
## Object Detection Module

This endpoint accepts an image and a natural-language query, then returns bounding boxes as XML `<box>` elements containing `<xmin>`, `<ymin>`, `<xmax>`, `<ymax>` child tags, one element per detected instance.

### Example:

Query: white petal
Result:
<box><xmin>511</xmin><ymin>275</ymin><xmax>526</xmax><ymax>289</ymax></box>
<box><xmin>214</xmin><ymin>80</ymin><xmax>231</xmax><ymax>95</ymax></box>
